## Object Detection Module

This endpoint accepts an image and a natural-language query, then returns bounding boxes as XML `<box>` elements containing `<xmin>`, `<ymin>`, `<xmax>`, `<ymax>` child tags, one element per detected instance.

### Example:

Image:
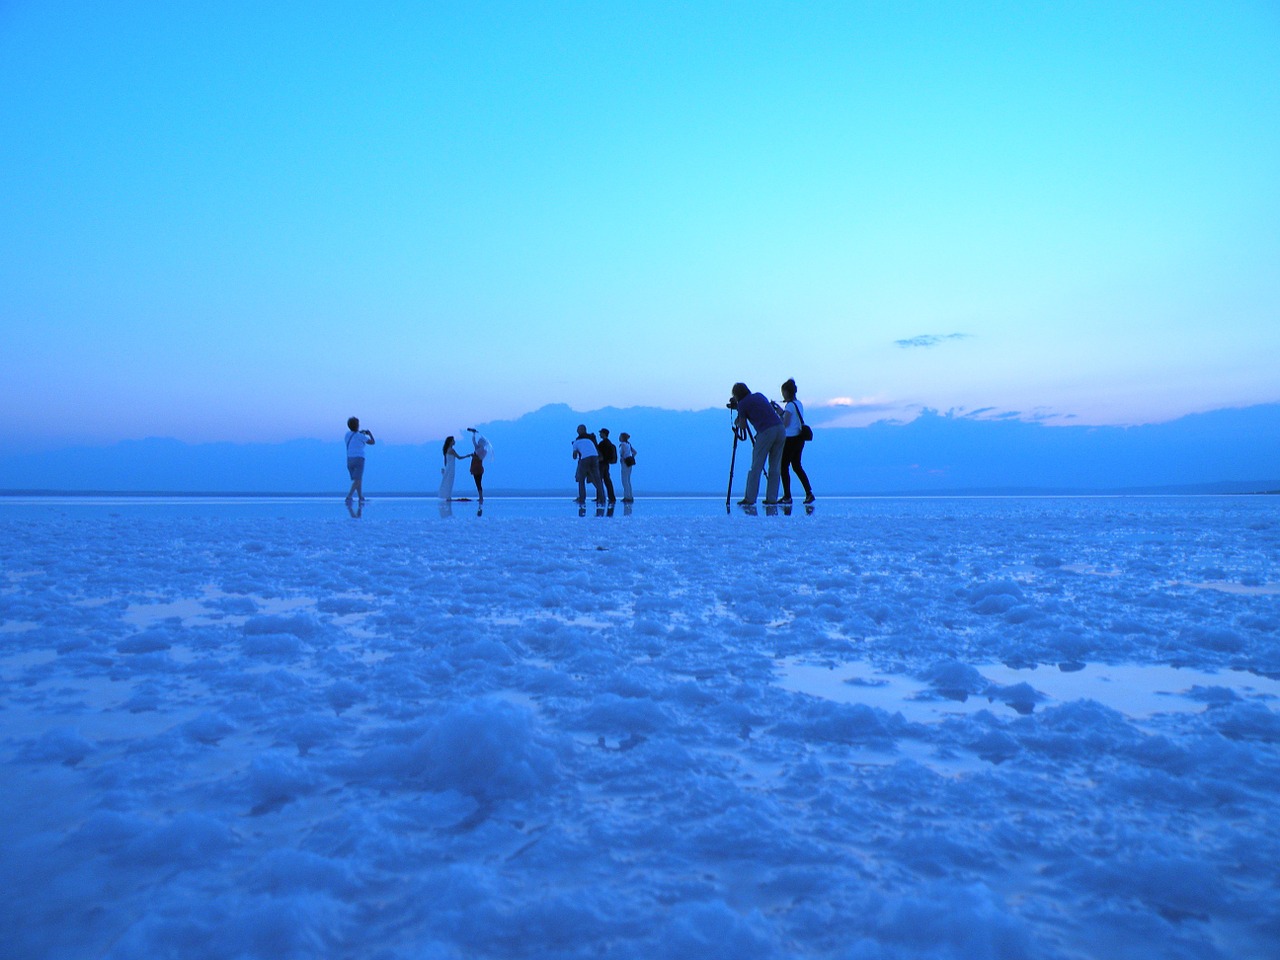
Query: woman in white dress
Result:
<box><xmin>438</xmin><ymin>436</ymin><xmax>472</xmax><ymax>499</ymax></box>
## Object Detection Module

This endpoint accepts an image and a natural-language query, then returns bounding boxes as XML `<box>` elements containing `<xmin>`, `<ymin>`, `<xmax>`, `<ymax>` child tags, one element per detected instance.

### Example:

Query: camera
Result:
<box><xmin>726</xmin><ymin>397</ymin><xmax>738</xmax><ymax>410</ymax></box>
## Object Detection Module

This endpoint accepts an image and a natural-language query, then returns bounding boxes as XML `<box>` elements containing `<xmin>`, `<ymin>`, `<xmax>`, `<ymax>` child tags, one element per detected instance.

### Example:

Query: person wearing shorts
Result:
<box><xmin>344</xmin><ymin>416</ymin><xmax>375</xmax><ymax>502</ymax></box>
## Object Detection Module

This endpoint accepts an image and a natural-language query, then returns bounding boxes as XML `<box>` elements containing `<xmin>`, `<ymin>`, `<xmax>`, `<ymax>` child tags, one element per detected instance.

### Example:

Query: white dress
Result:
<box><xmin>438</xmin><ymin>449</ymin><xmax>460</xmax><ymax>499</ymax></box>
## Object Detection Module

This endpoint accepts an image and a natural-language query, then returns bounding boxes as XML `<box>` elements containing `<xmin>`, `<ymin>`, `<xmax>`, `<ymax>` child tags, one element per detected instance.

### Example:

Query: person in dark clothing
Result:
<box><xmin>779</xmin><ymin>378</ymin><xmax>815</xmax><ymax>504</ymax></box>
<box><xmin>596</xmin><ymin>428</ymin><xmax>618</xmax><ymax>503</ymax></box>
<box><xmin>730</xmin><ymin>382</ymin><xmax>785</xmax><ymax>505</ymax></box>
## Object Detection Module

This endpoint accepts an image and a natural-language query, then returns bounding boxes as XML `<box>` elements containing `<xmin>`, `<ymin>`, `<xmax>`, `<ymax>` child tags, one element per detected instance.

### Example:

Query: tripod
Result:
<box><xmin>724</xmin><ymin>410</ymin><xmax>754</xmax><ymax>511</ymax></box>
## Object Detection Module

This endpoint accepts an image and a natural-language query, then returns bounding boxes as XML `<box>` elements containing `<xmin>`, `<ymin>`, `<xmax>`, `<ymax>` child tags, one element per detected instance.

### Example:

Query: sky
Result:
<box><xmin>2</xmin><ymin>0</ymin><xmax>1278</xmax><ymax>447</ymax></box>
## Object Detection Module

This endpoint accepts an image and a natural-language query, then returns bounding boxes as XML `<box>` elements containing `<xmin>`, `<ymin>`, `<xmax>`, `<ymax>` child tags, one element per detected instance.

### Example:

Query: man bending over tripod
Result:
<box><xmin>730</xmin><ymin>382</ymin><xmax>785</xmax><ymax>505</ymax></box>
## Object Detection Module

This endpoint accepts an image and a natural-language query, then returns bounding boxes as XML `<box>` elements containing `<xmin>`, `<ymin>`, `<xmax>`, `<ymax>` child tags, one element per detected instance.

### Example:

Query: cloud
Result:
<box><xmin>894</xmin><ymin>333</ymin><xmax>971</xmax><ymax>349</ymax></box>
<box><xmin>822</xmin><ymin>396</ymin><xmax>897</xmax><ymax>412</ymax></box>
<box><xmin>818</xmin><ymin>398</ymin><xmax>925</xmax><ymax>428</ymax></box>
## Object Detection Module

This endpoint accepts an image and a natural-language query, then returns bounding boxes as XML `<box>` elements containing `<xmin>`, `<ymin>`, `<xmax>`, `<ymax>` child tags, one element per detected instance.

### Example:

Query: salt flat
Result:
<box><xmin>1</xmin><ymin>496</ymin><xmax>1277</xmax><ymax>959</ymax></box>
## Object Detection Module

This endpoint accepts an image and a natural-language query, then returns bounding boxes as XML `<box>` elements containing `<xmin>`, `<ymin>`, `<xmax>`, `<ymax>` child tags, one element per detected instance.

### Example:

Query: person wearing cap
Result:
<box><xmin>618</xmin><ymin>432</ymin><xmax>636</xmax><ymax>503</ymax></box>
<box><xmin>596</xmin><ymin>428</ymin><xmax>618</xmax><ymax>504</ymax></box>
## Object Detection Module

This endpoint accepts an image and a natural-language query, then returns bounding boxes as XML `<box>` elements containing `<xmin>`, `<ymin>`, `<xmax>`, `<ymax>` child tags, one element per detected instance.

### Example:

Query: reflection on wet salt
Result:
<box><xmin>1177</xmin><ymin>581</ymin><xmax>1280</xmax><ymax>596</ymax></box>
<box><xmin>1060</xmin><ymin>563</ymin><xmax>1121</xmax><ymax>577</ymax></box>
<box><xmin>123</xmin><ymin>589</ymin><xmax>315</xmax><ymax>628</ymax></box>
<box><xmin>777</xmin><ymin>659</ymin><xmax>1280</xmax><ymax>722</ymax></box>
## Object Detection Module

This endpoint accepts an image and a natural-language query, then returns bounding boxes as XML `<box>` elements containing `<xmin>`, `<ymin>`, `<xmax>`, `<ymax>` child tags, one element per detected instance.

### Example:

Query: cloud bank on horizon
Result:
<box><xmin>2</xmin><ymin>2</ymin><xmax>1278</xmax><ymax>446</ymax></box>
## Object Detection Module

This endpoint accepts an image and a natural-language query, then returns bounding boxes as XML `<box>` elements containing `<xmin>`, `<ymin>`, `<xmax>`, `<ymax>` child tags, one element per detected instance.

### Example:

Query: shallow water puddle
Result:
<box><xmin>777</xmin><ymin>659</ymin><xmax>1280</xmax><ymax>722</ymax></box>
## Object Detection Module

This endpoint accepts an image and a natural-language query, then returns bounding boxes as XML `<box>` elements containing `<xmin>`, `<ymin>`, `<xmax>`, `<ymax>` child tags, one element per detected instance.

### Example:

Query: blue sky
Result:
<box><xmin>3</xmin><ymin>1</ymin><xmax>1278</xmax><ymax>446</ymax></box>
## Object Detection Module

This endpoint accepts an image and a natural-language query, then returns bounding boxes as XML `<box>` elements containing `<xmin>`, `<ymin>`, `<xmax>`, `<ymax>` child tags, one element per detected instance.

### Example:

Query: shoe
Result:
<box><xmin>574</xmin><ymin>498</ymin><xmax>585</xmax><ymax>504</ymax></box>
<box><xmin>762</xmin><ymin>500</ymin><xmax>779</xmax><ymax>505</ymax></box>
<box><xmin>737</xmin><ymin>499</ymin><xmax>755</xmax><ymax>506</ymax></box>
<box><xmin>779</xmin><ymin>497</ymin><xmax>792</xmax><ymax>504</ymax></box>
<box><xmin>803</xmin><ymin>494</ymin><xmax>815</xmax><ymax>504</ymax></box>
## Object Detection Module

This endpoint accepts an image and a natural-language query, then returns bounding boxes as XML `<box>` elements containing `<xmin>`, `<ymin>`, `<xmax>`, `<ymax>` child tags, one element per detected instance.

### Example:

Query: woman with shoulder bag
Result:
<box><xmin>779</xmin><ymin>378</ymin><xmax>814</xmax><ymax>504</ymax></box>
<box><xmin>618</xmin><ymin>432</ymin><xmax>637</xmax><ymax>503</ymax></box>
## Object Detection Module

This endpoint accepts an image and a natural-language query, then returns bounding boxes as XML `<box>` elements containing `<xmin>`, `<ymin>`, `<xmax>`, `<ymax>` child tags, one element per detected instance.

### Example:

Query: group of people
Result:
<box><xmin>439</xmin><ymin>429</ymin><xmax>492</xmax><ymax>501</ymax></box>
<box><xmin>347</xmin><ymin>384</ymin><xmax>812</xmax><ymax>509</ymax></box>
<box><xmin>571</xmin><ymin>425</ymin><xmax>636</xmax><ymax>504</ymax></box>
<box><xmin>343</xmin><ymin>417</ymin><xmax>494</xmax><ymax>503</ymax></box>
<box><xmin>730</xmin><ymin>377</ymin><xmax>815</xmax><ymax>506</ymax></box>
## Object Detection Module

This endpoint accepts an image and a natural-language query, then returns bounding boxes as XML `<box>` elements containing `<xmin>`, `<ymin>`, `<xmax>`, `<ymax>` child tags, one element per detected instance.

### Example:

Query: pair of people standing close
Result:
<box><xmin>731</xmin><ymin>378</ymin><xmax>815</xmax><ymax>506</ymax></box>
<box><xmin>440</xmin><ymin>429</ymin><xmax>490</xmax><ymax>500</ymax></box>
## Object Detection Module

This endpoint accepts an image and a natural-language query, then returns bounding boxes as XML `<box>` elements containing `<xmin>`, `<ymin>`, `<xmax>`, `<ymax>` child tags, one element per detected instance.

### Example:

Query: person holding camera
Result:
<box><xmin>344</xmin><ymin>417</ymin><xmax>376</xmax><ymax>503</ymax></box>
<box><xmin>730</xmin><ymin>382</ymin><xmax>785</xmax><ymax>505</ymax></box>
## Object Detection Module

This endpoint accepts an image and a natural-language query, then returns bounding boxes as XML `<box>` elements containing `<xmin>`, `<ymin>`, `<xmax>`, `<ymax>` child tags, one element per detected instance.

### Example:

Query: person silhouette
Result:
<box><xmin>779</xmin><ymin>378</ymin><xmax>815</xmax><ymax>504</ymax></box>
<box><xmin>596</xmin><ymin>428</ymin><xmax>618</xmax><ymax>504</ymax></box>
<box><xmin>730</xmin><ymin>383</ymin><xmax>784</xmax><ymax>506</ymax></box>
<box><xmin>571</xmin><ymin>424</ymin><xmax>605</xmax><ymax>504</ymax></box>
<box><xmin>344</xmin><ymin>417</ymin><xmax>375</xmax><ymax>503</ymax></box>
<box><xmin>618</xmin><ymin>432</ymin><xmax>636</xmax><ymax>503</ymax></box>
<box><xmin>438</xmin><ymin>436</ymin><xmax>472</xmax><ymax>500</ymax></box>
<box><xmin>467</xmin><ymin>428</ymin><xmax>491</xmax><ymax>500</ymax></box>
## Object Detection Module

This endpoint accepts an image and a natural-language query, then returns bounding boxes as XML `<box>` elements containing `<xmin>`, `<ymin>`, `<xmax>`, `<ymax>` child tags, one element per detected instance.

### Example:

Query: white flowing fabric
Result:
<box><xmin>438</xmin><ymin>450</ymin><xmax>458</xmax><ymax>499</ymax></box>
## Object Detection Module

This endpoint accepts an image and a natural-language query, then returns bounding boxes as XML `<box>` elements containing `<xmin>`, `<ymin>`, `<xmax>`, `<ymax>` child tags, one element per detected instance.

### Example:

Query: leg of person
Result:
<box><xmin>472</xmin><ymin>462</ymin><xmax>484</xmax><ymax>499</ymax></box>
<box><xmin>349</xmin><ymin>457</ymin><xmax>366</xmax><ymax>502</ymax></box>
<box><xmin>781</xmin><ymin>437</ymin><xmax>799</xmax><ymax>501</ymax></box>
<box><xmin>792</xmin><ymin>439</ymin><xmax>813</xmax><ymax>501</ymax></box>
<box><xmin>620</xmin><ymin>463</ymin><xmax>633</xmax><ymax>501</ymax></box>
<box><xmin>742</xmin><ymin>436</ymin><xmax>769</xmax><ymax>504</ymax></box>
<box><xmin>575</xmin><ymin>461</ymin><xmax>587</xmax><ymax>503</ymax></box>
<box><xmin>763</xmin><ymin>425</ymin><xmax>785</xmax><ymax>503</ymax></box>
<box><xmin>346</xmin><ymin>458</ymin><xmax>359</xmax><ymax>501</ymax></box>
<box><xmin>601</xmin><ymin>463</ymin><xmax>616</xmax><ymax>502</ymax></box>
<box><xmin>587</xmin><ymin>459</ymin><xmax>605</xmax><ymax>503</ymax></box>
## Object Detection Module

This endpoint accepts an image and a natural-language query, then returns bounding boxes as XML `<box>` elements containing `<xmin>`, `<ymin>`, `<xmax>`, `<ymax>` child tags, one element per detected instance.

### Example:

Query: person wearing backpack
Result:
<box><xmin>596</xmin><ymin>428</ymin><xmax>619</xmax><ymax>504</ymax></box>
<box><xmin>780</xmin><ymin>378</ymin><xmax>814</xmax><ymax>504</ymax></box>
<box><xmin>731</xmin><ymin>381</ymin><xmax>785</xmax><ymax>506</ymax></box>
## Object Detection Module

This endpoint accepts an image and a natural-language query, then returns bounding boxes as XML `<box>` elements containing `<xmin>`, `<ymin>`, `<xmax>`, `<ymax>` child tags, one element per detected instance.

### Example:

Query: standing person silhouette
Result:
<box><xmin>779</xmin><ymin>378</ymin><xmax>815</xmax><ymax>504</ymax></box>
<box><xmin>730</xmin><ymin>382</ymin><xmax>784</xmax><ymax>506</ymax></box>
<box><xmin>467</xmin><ymin>428</ymin><xmax>491</xmax><ymax>500</ymax></box>
<box><xmin>344</xmin><ymin>417</ymin><xmax>375</xmax><ymax>503</ymax></box>
<box><xmin>618</xmin><ymin>432</ymin><xmax>636</xmax><ymax>503</ymax></box>
<box><xmin>438</xmin><ymin>436</ymin><xmax>472</xmax><ymax>500</ymax></box>
<box><xmin>596</xmin><ymin>428</ymin><xmax>618</xmax><ymax>504</ymax></box>
<box><xmin>571</xmin><ymin>424</ymin><xmax>605</xmax><ymax>504</ymax></box>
